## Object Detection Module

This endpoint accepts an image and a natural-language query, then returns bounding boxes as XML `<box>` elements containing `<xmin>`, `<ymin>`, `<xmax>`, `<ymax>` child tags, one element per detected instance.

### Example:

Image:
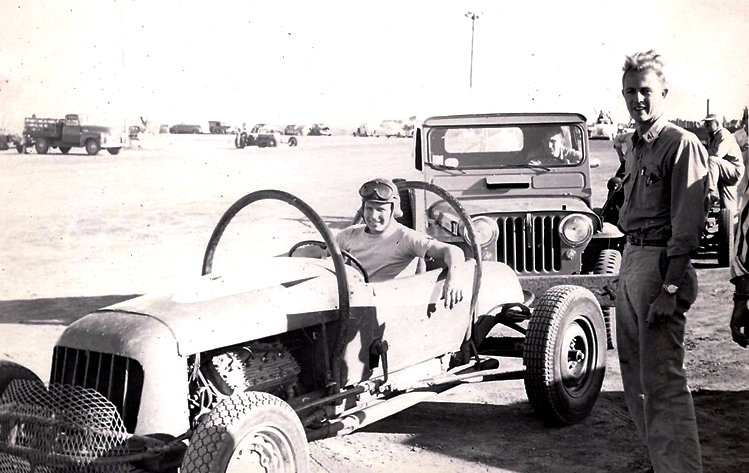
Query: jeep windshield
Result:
<box><xmin>426</xmin><ymin>124</ymin><xmax>585</xmax><ymax>170</ymax></box>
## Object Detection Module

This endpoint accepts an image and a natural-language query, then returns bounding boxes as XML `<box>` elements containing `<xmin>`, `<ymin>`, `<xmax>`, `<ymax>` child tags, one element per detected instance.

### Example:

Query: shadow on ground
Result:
<box><xmin>0</xmin><ymin>295</ymin><xmax>139</xmax><ymax>325</ymax></box>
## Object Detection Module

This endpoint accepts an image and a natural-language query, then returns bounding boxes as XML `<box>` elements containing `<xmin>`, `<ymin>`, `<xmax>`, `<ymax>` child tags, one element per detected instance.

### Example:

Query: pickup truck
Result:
<box><xmin>20</xmin><ymin>114</ymin><xmax>127</xmax><ymax>155</ymax></box>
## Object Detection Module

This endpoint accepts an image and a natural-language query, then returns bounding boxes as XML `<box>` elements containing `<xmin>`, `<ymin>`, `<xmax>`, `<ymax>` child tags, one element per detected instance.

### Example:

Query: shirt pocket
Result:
<box><xmin>639</xmin><ymin>164</ymin><xmax>668</xmax><ymax>213</ymax></box>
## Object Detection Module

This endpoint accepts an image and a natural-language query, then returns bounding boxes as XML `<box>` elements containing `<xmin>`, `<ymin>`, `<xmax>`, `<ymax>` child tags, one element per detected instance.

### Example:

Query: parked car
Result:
<box><xmin>375</xmin><ymin>120</ymin><xmax>407</xmax><ymax>138</ymax></box>
<box><xmin>406</xmin><ymin>112</ymin><xmax>623</xmax><ymax>349</ymax></box>
<box><xmin>169</xmin><ymin>124</ymin><xmax>202</xmax><ymax>134</ymax></box>
<box><xmin>353</xmin><ymin>124</ymin><xmax>374</xmax><ymax>137</ymax></box>
<box><xmin>587</xmin><ymin>111</ymin><xmax>617</xmax><ymax>140</ymax></box>
<box><xmin>284</xmin><ymin>124</ymin><xmax>303</xmax><ymax>136</ymax></box>
<box><xmin>235</xmin><ymin>125</ymin><xmax>298</xmax><ymax>148</ymax></box>
<box><xmin>307</xmin><ymin>124</ymin><xmax>331</xmax><ymax>136</ymax></box>
<box><xmin>0</xmin><ymin>181</ymin><xmax>606</xmax><ymax>471</ymax></box>
<box><xmin>208</xmin><ymin>121</ymin><xmax>232</xmax><ymax>134</ymax></box>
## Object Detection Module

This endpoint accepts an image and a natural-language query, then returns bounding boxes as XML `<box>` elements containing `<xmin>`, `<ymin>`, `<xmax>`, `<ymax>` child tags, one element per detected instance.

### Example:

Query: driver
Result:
<box><xmin>335</xmin><ymin>178</ymin><xmax>466</xmax><ymax>309</ymax></box>
<box><xmin>527</xmin><ymin>127</ymin><xmax>582</xmax><ymax>165</ymax></box>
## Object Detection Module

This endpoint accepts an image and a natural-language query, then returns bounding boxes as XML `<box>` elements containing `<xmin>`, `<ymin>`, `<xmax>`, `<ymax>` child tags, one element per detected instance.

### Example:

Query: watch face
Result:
<box><xmin>665</xmin><ymin>284</ymin><xmax>678</xmax><ymax>294</ymax></box>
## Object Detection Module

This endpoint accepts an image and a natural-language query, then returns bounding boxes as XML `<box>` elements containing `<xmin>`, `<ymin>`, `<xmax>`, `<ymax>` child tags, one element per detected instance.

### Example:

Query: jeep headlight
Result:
<box><xmin>461</xmin><ymin>216</ymin><xmax>498</xmax><ymax>247</ymax></box>
<box><xmin>559</xmin><ymin>214</ymin><xmax>593</xmax><ymax>247</ymax></box>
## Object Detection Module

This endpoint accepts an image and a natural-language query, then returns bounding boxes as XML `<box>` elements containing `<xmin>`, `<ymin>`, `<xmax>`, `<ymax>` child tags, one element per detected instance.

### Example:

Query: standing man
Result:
<box><xmin>615</xmin><ymin>50</ymin><xmax>710</xmax><ymax>473</ymax></box>
<box><xmin>703</xmin><ymin>113</ymin><xmax>744</xmax><ymax>213</ymax></box>
<box><xmin>729</xmin><ymin>170</ymin><xmax>749</xmax><ymax>346</ymax></box>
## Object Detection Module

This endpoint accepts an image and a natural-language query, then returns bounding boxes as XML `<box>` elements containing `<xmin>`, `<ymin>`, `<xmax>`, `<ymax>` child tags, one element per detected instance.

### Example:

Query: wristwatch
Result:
<box><xmin>662</xmin><ymin>284</ymin><xmax>678</xmax><ymax>295</ymax></box>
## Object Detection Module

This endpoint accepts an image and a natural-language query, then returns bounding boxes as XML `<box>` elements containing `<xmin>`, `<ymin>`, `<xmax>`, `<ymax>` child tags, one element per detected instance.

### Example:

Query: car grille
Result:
<box><xmin>496</xmin><ymin>214</ymin><xmax>562</xmax><ymax>273</ymax></box>
<box><xmin>50</xmin><ymin>347</ymin><xmax>144</xmax><ymax>433</ymax></box>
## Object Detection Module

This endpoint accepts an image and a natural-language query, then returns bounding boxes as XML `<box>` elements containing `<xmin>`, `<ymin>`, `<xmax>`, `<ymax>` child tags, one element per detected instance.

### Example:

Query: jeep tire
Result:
<box><xmin>85</xmin><ymin>139</ymin><xmax>100</xmax><ymax>155</ymax></box>
<box><xmin>592</xmin><ymin>249</ymin><xmax>621</xmax><ymax>350</ymax></box>
<box><xmin>0</xmin><ymin>360</ymin><xmax>42</xmax><ymax>396</ymax></box>
<box><xmin>35</xmin><ymin>138</ymin><xmax>49</xmax><ymax>154</ymax></box>
<box><xmin>181</xmin><ymin>391</ymin><xmax>309</xmax><ymax>473</ymax></box>
<box><xmin>717</xmin><ymin>208</ymin><xmax>735</xmax><ymax>267</ymax></box>
<box><xmin>523</xmin><ymin>285</ymin><xmax>606</xmax><ymax>426</ymax></box>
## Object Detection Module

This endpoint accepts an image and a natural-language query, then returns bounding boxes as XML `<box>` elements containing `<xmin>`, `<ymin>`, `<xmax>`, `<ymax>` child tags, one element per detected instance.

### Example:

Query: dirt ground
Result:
<box><xmin>1</xmin><ymin>135</ymin><xmax>748</xmax><ymax>472</ymax></box>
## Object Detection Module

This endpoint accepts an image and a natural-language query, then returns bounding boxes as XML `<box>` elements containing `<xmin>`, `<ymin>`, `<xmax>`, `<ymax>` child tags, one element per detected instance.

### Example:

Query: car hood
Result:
<box><xmin>429</xmin><ymin>195</ymin><xmax>598</xmax><ymax>218</ymax></box>
<box><xmin>60</xmin><ymin>258</ymin><xmax>354</xmax><ymax>357</ymax></box>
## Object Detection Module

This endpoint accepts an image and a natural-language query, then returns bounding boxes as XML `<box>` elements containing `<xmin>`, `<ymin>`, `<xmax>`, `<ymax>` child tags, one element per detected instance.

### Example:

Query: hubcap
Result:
<box><xmin>226</xmin><ymin>425</ymin><xmax>296</xmax><ymax>473</ymax></box>
<box><xmin>561</xmin><ymin>321</ymin><xmax>591</xmax><ymax>391</ymax></box>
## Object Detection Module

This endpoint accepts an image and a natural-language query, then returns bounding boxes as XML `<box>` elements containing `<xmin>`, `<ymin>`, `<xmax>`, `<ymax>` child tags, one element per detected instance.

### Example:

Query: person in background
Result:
<box><xmin>703</xmin><ymin>113</ymin><xmax>744</xmax><ymax>213</ymax></box>
<box><xmin>615</xmin><ymin>50</ymin><xmax>709</xmax><ymax>473</ymax></box>
<box><xmin>527</xmin><ymin>127</ymin><xmax>582</xmax><ymax>165</ymax></box>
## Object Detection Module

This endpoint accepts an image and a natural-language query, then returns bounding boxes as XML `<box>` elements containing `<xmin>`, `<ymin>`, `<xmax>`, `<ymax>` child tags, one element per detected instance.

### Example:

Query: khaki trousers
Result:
<box><xmin>616</xmin><ymin>244</ymin><xmax>702</xmax><ymax>473</ymax></box>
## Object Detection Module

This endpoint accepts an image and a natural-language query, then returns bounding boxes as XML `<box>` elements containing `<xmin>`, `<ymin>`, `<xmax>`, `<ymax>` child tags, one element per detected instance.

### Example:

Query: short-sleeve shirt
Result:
<box><xmin>617</xmin><ymin>116</ymin><xmax>710</xmax><ymax>257</ymax></box>
<box><xmin>335</xmin><ymin>222</ymin><xmax>433</xmax><ymax>282</ymax></box>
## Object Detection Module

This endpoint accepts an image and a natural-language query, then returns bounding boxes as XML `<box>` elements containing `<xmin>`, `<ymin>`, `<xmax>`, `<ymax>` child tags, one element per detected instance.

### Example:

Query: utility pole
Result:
<box><xmin>465</xmin><ymin>11</ymin><xmax>481</xmax><ymax>89</ymax></box>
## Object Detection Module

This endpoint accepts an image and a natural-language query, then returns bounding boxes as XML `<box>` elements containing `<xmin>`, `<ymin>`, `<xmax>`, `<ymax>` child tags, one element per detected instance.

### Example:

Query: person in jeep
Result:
<box><xmin>527</xmin><ymin>126</ymin><xmax>583</xmax><ymax>165</ymax></box>
<box><xmin>337</xmin><ymin>178</ymin><xmax>466</xmax><ymax>308</ymax></box>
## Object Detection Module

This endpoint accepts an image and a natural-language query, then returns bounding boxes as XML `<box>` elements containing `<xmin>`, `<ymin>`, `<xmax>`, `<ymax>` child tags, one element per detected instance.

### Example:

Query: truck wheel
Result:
<box><xmin>288</xmin><ymin>137</ymin><xmax>298</xmax><ymax>147</ymax></box>
<box><xmin>0</xmin><ymin>360</ymin><xmax>42</xmax><ymax>397</ymax></box>
<box><xmin>85</xmin><ymin>139</ymin><xmax>100</xmax><ymax>155</ymax></box>
<box><xmin>59</xmin><ymin>147</ymin><xmax>71</xmax><ymax>154</ymax></box>
<box><xmin>181</xmin><ymin>391</ymin><xmax>309</xmax><ymax>473</ymax></box>
<box><xmin>523</xmin><ymin>285</ymin><xmax>606</xmax><ymax>426</ymax></box>
<box><xmin>107</xmin><ymin>147</ymin><xmax>121</xmax><ymax>155</ymax></box>
<box><xmin>16</xmin><ymin>145</ymin><xmax>24</xmax><ymax>154</ymax></box>
<box><xmin>717</xmin><ymin>208</ymin><xmax>735</xmax><ymax>267</ymax></box>
<box><xmin>35</xmin><ymin>138</ymin><xmax>49</xmax><ymax>154</ymax></box>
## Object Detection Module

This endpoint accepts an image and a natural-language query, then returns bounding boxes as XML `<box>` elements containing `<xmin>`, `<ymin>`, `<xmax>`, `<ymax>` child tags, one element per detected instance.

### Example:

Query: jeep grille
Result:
<box><xmin>50</xmin><ymin>347</ymin><xmax>144</xmax><ymax>433</ymax></box>
<box><xmin>497</xmin><ymin>215</ymin><xmax>562</xmax><ymax>273</ymax></box>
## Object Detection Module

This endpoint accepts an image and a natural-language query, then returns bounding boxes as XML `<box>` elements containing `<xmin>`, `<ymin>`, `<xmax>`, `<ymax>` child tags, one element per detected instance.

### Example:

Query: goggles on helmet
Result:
<box><xmin>358</xmin><ymin>179</ymin><xmax>397</xmax><ymax>201</ymax></box>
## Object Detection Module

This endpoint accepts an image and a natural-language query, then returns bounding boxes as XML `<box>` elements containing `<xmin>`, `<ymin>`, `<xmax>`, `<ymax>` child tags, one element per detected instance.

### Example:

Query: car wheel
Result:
<box><xmin>107</xmin><ymin>147</ymin><xmax>121</xmax><ymax>155</ymax></box>
<box><xmin>523</xmin><ymin>285</ymin><xmax>606</xmax><ymax>426</ymax></box>
<box><xmin>34</xmin><ymin>138</ymin><xmax>49</xmax><ymax>154</ymax></box>
<box><xmin>59</xmin><ymin>146</ymin><xmax>71</xmax><ymax>154</ymax></box>
<box><xmin>181</xmin><ymin>391</ymin><xmax>310</xmax><ymax>473</ymax></box>
<box><xmin>85</xmin><ymin>139</ymin><xmax>100</xmax><ymax>155</ymax></box>
<box><xmin>0</xmin><ymin>360</ymin><xmax>42</xmax><ymax>396</ymax></box>
<box><xmin>288</xmin><ymin>137</ymin><xmax>297</xmax><ymax>147</ymax></box>
<box><xmin>717</xmin><ymin>208</ymin><xmax>735</xmax><ymax>267</ymax></box>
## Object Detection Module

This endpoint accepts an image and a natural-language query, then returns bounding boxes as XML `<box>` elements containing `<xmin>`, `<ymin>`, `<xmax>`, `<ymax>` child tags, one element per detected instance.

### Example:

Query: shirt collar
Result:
<box><xmin>633</xmin><ymin>115</ymin><xmax>669</xmax><ymax>145</ymax></box>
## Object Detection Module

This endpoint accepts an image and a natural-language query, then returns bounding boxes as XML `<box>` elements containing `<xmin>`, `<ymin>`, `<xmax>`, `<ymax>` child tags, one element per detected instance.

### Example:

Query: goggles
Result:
<box><xmin>359</xmin><ymin>179</ymin><xmax>397</xmax><ymax>201</ymax></box>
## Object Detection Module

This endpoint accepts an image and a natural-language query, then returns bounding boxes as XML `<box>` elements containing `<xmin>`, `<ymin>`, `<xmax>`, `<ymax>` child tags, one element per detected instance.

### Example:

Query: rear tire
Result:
<box><xmin>523</xmin><ymin>285</ymin><xmax>606</xmax><ymax>426</ymax></box>
<box><xmin>181</xmin><ymin>391</ymin><xmax>309</xmax><ymax>473</ymax></box>
<box><xmin>717</xmin><ymin>208</ymin><xmax>735</xmax><ymax>267</ymax></box>
<box><xmin>85</xmin><ymin>139</ymin><xmax>100</xmax><ymax>155</ymax></box>
<box><xmin>289</xmin><ymin>137</ymin><xmax>298</xmax><ymax>147</ymax></box>
<box><xmin>107</xmin><ymin>147</ymin><xmax>121</xmax><ymax>155</ymax></box>
<box><xmin>35</xmin><ymin>138</ymin><xmax>49</xmax><ymax>154</ymax></box>
<box><xmin>59</xmin><ymin>146</ymin><xmax>71</xmax><ymax>154</ymax></box>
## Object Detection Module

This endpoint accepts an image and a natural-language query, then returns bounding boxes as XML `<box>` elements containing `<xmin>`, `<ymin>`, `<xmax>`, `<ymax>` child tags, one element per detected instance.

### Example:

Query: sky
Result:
<box><xmin>1</xmin><ymin>0</ymin><xmax>748</xmax><ymax>130</ymax></box>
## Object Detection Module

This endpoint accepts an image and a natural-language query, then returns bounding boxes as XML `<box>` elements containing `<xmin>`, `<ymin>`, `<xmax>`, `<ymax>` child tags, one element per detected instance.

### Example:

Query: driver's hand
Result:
<box><xmin>441</xmin><ymin>266</ymin><xmax>465</xmax><ymax>309</ymax></box>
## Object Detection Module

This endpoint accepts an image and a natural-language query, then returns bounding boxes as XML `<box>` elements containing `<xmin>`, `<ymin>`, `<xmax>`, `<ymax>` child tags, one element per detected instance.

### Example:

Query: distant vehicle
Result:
<box><xmin>19</xmin><ymin>114</ymin><xmax>126</xmax><ymax>155</ymax></box>
<box><xmin>0</xmin><ymin>132</ymin><xmax>24</xmax><ymax>153</ymax></box>
<box><xmin>235</xmin><ymin>125</ymin><xmax>298</xmax><ymax>148</ymax></box>
<box><xmin>353</xmin><ymin>124</ymin><xmax>374</xmax><ymax>137</ymax></box>
<box><xmin>159</xmin><ymin>124</ymin><xmax>170</xmax><ymax>134</ymax></box>
<box><xmin>307</xmin><ymin>124</ymin><xmax>332</xmax><ymax>136</ymax></box>
<box><xmin>284</xmin><ymin>125</ymin><xmax>303</xmax><ymax>136</ymax></box>
<box><xmin>128</xmin><ymin>125</ymin><xmax>143</xmax><ymax>140</ymax></box>
<box><xmin>587</xmin><ymin>111</ymin><xmax>617</xmax><ymax>140</ymax></box>
<box><xmin>169</xmin><ymin>124</ymin><xmax>202</xmax><ymax>134</ymax></box>
<box><xmin>375</xmin><ymin>120</ymin><xmax>407</xmax><ymax>138</ymax></box>
<box><xmin>208</xmin><ymin>121</ymin><xmax>231</xmax><ymax>134</ymax></box>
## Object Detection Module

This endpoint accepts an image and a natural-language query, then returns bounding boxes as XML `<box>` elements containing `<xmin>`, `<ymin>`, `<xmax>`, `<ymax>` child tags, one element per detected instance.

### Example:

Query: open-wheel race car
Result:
<box><xmin>0</xmin><ymin>181</ymin><xmax>608</xmax><ymax>472</ymax></box>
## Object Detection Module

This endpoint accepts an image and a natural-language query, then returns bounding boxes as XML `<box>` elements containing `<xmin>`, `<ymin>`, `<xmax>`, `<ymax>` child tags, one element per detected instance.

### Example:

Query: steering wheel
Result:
<box><xmin>288</xmin><ymin>240</ymin><xmax>370</xmax><ymax>283</ymax></box>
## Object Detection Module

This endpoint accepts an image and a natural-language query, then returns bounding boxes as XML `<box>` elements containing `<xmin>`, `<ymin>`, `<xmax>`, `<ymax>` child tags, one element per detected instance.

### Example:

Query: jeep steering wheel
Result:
<box><xmin>288</xmin><ymin>240</ymin><xmax>370</xmax><ymax>283</ymax></box>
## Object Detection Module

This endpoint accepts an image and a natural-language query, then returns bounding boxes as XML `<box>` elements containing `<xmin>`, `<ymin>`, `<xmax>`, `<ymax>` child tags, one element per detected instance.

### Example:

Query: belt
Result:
<box><xmin>626</xmin><ymin>235</ymin><xmax>668</xmax><ymax>247</ymax></box>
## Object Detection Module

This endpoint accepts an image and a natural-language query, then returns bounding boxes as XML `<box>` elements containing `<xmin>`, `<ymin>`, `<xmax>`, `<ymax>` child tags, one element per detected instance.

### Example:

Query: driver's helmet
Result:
<box><xmin>358</xmin><ymin>178</ymin><xmax>403</xmax><ymax>219</ymax></box>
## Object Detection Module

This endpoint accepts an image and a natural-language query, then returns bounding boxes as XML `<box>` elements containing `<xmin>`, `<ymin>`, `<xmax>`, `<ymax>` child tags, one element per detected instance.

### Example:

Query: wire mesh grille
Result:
<box><xmin>0</xmin><ymin>380</ymin><xmax>132</xmax><ymax>472</ymax></box>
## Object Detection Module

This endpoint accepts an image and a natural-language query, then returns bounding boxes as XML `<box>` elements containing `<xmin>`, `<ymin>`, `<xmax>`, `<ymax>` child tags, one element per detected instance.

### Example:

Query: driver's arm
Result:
<box><xmin>425</xmin><ymin>241</ymin><xmax>466</xmax><ymax>309</ymax></box>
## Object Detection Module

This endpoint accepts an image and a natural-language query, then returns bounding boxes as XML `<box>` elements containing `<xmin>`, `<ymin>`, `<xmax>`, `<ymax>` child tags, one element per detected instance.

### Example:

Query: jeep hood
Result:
<box><xmin>59</xmin><ymin>258</ymin><xmax>353</xmax><ymax>357</ymax></box>
<box><xmin>429</xmin><ymin>195</ymin><xmax>598</xmax><ymax>218</ymax></box>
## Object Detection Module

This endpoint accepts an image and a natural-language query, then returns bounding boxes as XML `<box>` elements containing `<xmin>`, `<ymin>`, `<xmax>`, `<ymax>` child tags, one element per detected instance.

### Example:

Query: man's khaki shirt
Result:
<box><xmin>618</xmin><ymin>116</ymin><xmax>710</xmax><ymax>257</ymax></box>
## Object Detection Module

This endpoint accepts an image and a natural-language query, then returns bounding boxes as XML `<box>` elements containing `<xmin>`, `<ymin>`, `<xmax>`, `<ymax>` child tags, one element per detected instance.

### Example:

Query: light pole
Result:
<box><xmin>465</xmin><ymin>11</ymin><xmax>481</xmax><ymax>89</ymax></box>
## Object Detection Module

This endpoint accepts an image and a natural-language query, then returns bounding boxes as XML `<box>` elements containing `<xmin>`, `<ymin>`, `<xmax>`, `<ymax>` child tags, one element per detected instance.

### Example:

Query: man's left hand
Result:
<box><xmin>646</xmin><ymin>292</ymin><xmax>678</xmax><ymax>328</ymax></box>
<box><xmin>730</xmin><ymin>301</ymin><xmax>749</xmax><ymax>348</ymax></box>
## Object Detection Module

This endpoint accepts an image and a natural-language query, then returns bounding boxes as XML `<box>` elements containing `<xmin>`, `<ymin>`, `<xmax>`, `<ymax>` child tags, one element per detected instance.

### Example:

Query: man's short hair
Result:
<box><xmin>622</xmin><ymin>50</ymin><xmax>666</xmax><ymax>84</ymax></box>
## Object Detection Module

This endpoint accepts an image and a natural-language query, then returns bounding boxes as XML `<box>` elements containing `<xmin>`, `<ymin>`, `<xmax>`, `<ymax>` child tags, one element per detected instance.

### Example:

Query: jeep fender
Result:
<box><xmin>591</xmin><ymin>221</ymin><xmax>624</xmax><ymax>239</ymax></box>
<box><xmin>475</xmin><ymin>261</ymin><xmax>525</xmax><ymax>316</ymax></box>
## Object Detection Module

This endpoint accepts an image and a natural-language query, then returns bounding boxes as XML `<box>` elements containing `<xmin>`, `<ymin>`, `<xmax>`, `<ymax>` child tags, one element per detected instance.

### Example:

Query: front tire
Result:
<box><xmin>181</xmin><ymin>391</ymin><xmax>309</xmax><ymax>473</ymax></box>
<box><xmin>288</xmin><ymin>137</ymin><xmax>298</xmax><ymax>147</ymax></box>
<box><xmin>0</xmin><ymin>360</ymin><xmax>42</xmax><ymax>396</ymax></box>
<box><xmin>85</xmin><ymin>139</ymin><xmax>100</xmax><ymax>155</ymax></box>
<box><xmin>35</xmin><ymin>138</ymin><xmax>49</xmax><ymax>154</ymax></box>
<box><xmin>524</xmin><ymin>285</ymin><xmax>606</xmax><ymax>426</ymax></box>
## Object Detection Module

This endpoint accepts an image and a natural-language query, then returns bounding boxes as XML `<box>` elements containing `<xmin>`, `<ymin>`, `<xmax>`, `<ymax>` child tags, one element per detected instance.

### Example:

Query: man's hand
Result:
<box><xmin>441</xmin><ymin>266</ymin><xmax>465</xmax><ymax>309</ymax></box>
<box><xmin>730</xmin><ymin>301</ymin><xmax>749</xmax><ymax>348</ymax></box>
<box><xmin>646</xmin><ymin>291</ymin><xmax>678</xmax><ymax>328</ymax></box>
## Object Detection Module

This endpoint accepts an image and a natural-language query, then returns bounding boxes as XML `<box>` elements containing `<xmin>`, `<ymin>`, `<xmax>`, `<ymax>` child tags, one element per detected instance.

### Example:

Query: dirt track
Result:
<box><xmin>1</xmin><ymin>135</ymin><xmax>748</xmax><ymax>472</ymax></box>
